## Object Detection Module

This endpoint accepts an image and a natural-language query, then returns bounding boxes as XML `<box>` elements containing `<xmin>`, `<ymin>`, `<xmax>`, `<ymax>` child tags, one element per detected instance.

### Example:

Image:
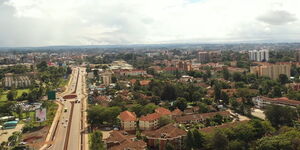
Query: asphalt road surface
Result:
<box><xmin>48</xmin><ymin>67</ymin><xmax>86</xmax><ymax>150</ymax></box>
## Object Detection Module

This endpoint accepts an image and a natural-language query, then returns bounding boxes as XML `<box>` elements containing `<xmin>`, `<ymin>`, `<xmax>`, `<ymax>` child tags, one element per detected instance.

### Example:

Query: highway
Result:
<box><xmin>45</xmin><ymin>67</ymin><xmax>87</xmax><ymax>150</ymax></box>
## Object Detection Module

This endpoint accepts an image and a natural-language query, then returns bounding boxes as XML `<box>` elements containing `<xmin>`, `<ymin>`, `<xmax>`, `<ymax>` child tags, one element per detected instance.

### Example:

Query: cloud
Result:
<box><xmin>1</xmin><ymin>0</ymin><xmax>300</xmax><ymax>47</ymax></box>
<box><xmin>257</xmin><ymin>10</ymin><xmax>297</xmax><ymax>25</ymax></box>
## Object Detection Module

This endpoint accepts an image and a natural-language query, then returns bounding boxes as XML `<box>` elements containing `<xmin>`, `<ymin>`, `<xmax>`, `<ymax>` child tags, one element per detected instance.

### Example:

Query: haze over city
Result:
<box><xmin>2</xmin><ymin>1</ymin><xmax>300</xmax><ymax>150</ymax></box>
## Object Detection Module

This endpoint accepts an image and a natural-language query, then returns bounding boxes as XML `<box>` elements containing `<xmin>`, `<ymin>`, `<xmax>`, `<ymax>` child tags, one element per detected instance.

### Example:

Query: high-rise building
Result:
<box><xmin>250</xmin><ymin>63</ymin><xmax>291</xmax><ymax>80</ymax></box>
<box><xmin>249</xmin><ymin>50</ymin><xmax>269</xmax><ymax>62</ymax></box>
<box><xmin>197</xmin><ymin>51</ymin><xmax>221</xmax><ymax>63</ymax></box>
<box><xmin>101</xmin><ymin>71</ymin><xmax>112</xmax><ymax>86</ymax></box>
<box><xmin>176</xmin><ymin>60</ymin><xmax>192</xmax><ymax>71</ymax></box>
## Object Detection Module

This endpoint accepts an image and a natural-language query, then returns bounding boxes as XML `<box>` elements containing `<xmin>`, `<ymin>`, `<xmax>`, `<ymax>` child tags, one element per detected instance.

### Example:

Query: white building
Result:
<box><xmin>252</xmin><ymin>96</ymin><xmax>300</xmax><ymax>108</ymax></box>
<box><xmin>249</xmin><ymin>50</ymin><xmax>269</xmax><ymax>62</ymax></box>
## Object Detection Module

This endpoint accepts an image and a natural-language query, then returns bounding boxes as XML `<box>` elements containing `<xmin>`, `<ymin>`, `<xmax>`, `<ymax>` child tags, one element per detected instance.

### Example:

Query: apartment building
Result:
<box><xmin>252</xmin><ymin>96</ymin><xmax>300</xmax><ymax>108</ymax></box>
<box><xmin>101</xmin><ymin>71</ymin><xmax>112</xmax><ymax>86</ymax></box>
<box><xmin>142</xmin><ymin>124</ymin><xmax>186</xmax><ymax>150</ymax></box>
<box><xmin>249</xmin><ymin>49</ymin><xmax>269</xmax><ymax>62</ymax></box>
<box><xmin>2</xmin><ymin>73</ymin><xmax>32</xmax><ymax>88</ymax></box>
<box><xmin>250</xmin><ymin>63</ymin><xmax>291</xmax><ymax>80</ymax></box>
<box><xmin>139</xmin><ymin>113</ymin><xmax>160</xmax><ymax>130</ymax></box>
<box><xmin>119</xmin><ymin>111</ymin><xmax>137</xmax><ymax>131</ymax></box>
<box><xmin>197</xmin><ymin>51</ymin><xmax>221</xmax><ymax>63</ymax></box>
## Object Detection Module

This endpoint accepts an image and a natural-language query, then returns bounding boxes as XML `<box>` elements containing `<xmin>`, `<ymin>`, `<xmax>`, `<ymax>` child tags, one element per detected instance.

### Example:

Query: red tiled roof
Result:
<box><xmin>140</xmin><ymin>80</ymin><xmax>151</xmax><ymax>86</ymax></box>
<box><xmin>163</xmin><ymin>67</ymin><xmax>178</xmax><ymax>71</ymax></box>
<box><xmin>95</xmin><ymin>96</ymin><xmax>109</xmax><ymax>102</ymax></box>
<box><xmin>155</xmin><ymin>107</ymin><xmax>171</xmax><ymax>116</ymax></box>
<box><xmin>110</xmin><ymin>140</ymin><xmax>147</xmax><ymax>150</ymax></box>
<box><xmin>171</xmin><ymin>109</ymin><xmax>183</xmax><ymax>116</ymax></box>
<box><xmin>140</xmin><ymin>113</ymin><xmax>160</xmax><ymax>121</ymax></box>
<box><xmin>130</xmin><ymin>79</ymin><xmax>137</xmax><ymax>84</ymax></box>
<box><xmin>105</xmin><ymin>131</ymin><xmax>146</xmax><ymax>150</ymax></box>
<box><xmin>119</xmin><ymin>111</ymin><xmax>137</xmax><ymax>122</ymax></box>
<box><xmin>261</xmin><ymin>96</ymin><xmax>300</xmax><ymax>106</ymax></box>
<box><xmin>142</xmin><ymin>124</ymin><xmax>186</xmax><ymax>139</ymax></box>
<box><xmin>175</xmin><ymin>111</ymin><xmax>230</xmax><ymax>123</ymax></box>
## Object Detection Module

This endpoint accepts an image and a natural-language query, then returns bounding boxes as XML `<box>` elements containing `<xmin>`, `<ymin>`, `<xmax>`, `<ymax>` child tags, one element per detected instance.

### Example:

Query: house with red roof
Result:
<box><xmin>139</xmin><ymin>113</ymin><xmax>160</xmax><ymax>130</ymax></box>
<box><xmin>155</xmin><ymin>107</ymin><xmax>171</xmax><ymax>116</ymax></box>
<box><xmin>142</xmin><ymin>124</ymin><xmax>186</xmax><ymax>150</ymax></box>
<box><xmin>105</xmin><ymin>131</ymin><xmax>147</xmax><ymax>150</ymax></box>
<box><xmin>119</xmin><ymin>111</ymin><xmax>137</xmax><ymax>131</ymax></box>
<box><xmin>171</xmin><ymin>108</ymin><xmax>183</xmax><ymax>119</ymax></box>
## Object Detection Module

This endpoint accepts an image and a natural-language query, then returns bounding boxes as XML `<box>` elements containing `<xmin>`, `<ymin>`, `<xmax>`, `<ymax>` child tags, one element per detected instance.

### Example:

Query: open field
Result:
<box><xmin>0</xmin><ymin>89</ymin><xmax>30</xmax><ymax>101</ymax></box>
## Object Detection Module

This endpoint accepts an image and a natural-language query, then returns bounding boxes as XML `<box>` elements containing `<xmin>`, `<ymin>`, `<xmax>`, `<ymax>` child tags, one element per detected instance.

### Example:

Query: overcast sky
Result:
<box><xmin>0</xmin><ymin>0</ymin><xmax>300</xmax><ymax>47</ymax></box>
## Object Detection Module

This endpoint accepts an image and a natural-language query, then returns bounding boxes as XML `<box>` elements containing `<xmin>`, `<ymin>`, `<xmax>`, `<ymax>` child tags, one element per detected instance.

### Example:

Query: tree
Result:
<box><xmin>222</xmin><ymin>67</ymin><xmax>230</xmax><ymax>80</ymax></box>
<box><xmin>159</xmin><ymin>116</ymin><xmax>173</xmax><ymax>127</ymax></box>
<box><xmin>161</xmin><ymin>84</ymin><xmax>177</xmax><ymax>101</ymax></box>
<box><xmin>90</xmin><ymin>130</ymin><xmax>105</xmax><ymax>150</ymax></box>
<box><xmin>211</xmin><ymin>130</ymin><xmax>229</xmax><ymax>150</ymax></box>
<box><xmin>165</xmin><ymin>143</ymin><xmax>175</xmax><ymax>150</ymax></box>
<box><xmin>256</xmin><ymin>129</ymin><xmax>300</xmax><ymax>150</ymax></box>
<box><xmin>220</xmin><ymin>91</ymin><xmax>229</xmax><ymax>105</ymax></box>
<box><xmin>15</xmin><ymin>104</ymin><xmax>23</xmax><ymax>120</ymax></box>
<box><xmin>213</xmin><ymin>114</ymin><xmax>224</xmax><ymax>125</ymax></box>
<box><xmin>228</xmin><ymin>140</ymin><xmax>246</xmax><ymax>150</ymax></box>
<box><xmin>271</xmin><ymin>85</ymin><xmax>282</xmax><ymax>97</ymax></box>
<box><xmin>198</xmin><ymin>102</ymin><xmax>209</xmax><ymax>113</ymax></box>
<box><xmin>7</xmin><ymin>90</ymin><xmax>17</xmax><ymax>101</ymax></box>
<box><xmin>192</xmin><ymin>129</ymin><xmax>205</xmax><ymax>149</ymax></box>
<box><xmin>174</xmin><ymin>97</ymin><xmax>187</xmax><ymax>111</ymax></box>
<box><xmin>265</xmin><ymin>105</ymin><xmax>297</xmax><ymax>127</ymax></box>
<box><xmin>185</xmin><ymin>130</ymin><xmax>194</xmax><ymax>150</ymax></box>
<box><xmin>278</xmin><ymin>74</ymin><xmax>289</xmax><ymax>85</ymax></box>
<box><xmin>87</xmin><ymin>105</ymin><xmax>121</xmax><ymax>127</ymax></box>
<box><xmin>250</xmin><ymin>120</ymin><xmax>275</xmax><ymax>139</ymax></box>
<box><xmin>214</xmin><ymin>82</ymin><xmax>222</xmax><ymax>101</ymax></box>
<box><xmin>36</xmin><ymin>61</ymin><xmax>48</xmax><ymax>72</ymax></box>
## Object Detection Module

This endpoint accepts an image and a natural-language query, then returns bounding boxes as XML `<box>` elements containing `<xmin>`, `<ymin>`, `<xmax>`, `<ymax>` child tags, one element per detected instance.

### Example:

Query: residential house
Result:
<box><xmin>142</xmin><ymin>124</ymin><xmax>186</xmax><ymax>150</ymax></box>
<box><xmin>105</xmin><ymin>131</ymin><xmax>147</xmax><ymax>150</ymax></box>
<box><xmin>119</xmin><ymin>111</ymin><xmax>137</xmax><ymax>131</ymax></box>
<box><xmin>171</xmin><ymin>109</ymin><xmax>183</xmax><ymax>119</ymax></box>
<box><xmin>139</xmin><ymin>113</ymin><xmax>160</xmax><ymax>130</ymax></box>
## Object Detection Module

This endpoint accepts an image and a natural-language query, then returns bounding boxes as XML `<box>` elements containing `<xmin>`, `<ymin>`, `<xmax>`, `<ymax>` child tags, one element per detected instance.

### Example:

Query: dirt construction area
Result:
<box><xmin>22</xmin><ymin>126</ymin><xmax>50</xmax><ymax>150</ymax></box>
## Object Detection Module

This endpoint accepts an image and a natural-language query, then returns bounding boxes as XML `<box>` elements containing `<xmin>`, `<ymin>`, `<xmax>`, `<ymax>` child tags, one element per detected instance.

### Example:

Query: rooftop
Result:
<box><xmin>142</xmin><ymin>124</ymin><xmax>186</xmax><ymax>139</ymax></box>
<box><xmin>140</xmin><ymin>113</ymin><xmax>160</xmax><ymax>121</ymax></box>
<box><xmin>119</xmin><ymin>111</ymin><xmax>137</xmax><ymax>122</ymax></box>
<box><xmin>155</xmin><ymin>107</ymin><xmax>171</xmax><ymax>116</ymax></box>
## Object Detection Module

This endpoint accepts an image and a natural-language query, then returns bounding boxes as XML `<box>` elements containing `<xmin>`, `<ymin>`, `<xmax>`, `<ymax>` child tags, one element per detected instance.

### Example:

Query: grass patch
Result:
<box><xmin>0</xmin><ymin>89</ymin><xmax>30</xmax><ymax>102</ymax></box>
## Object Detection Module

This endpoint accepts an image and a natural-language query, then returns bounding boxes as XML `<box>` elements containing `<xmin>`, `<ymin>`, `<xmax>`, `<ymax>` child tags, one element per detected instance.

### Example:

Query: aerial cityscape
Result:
<box><xmin>1</xmin><ymin>0</ymin><xmax>300</xmax><ymax>150</ymax></box>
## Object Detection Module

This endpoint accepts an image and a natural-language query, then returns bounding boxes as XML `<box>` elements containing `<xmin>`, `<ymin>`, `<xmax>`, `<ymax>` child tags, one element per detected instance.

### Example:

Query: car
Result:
<box><xmin>103</xmin><ymin>127</ymin><xmax>112</xmax><ymax>131</ymax></box>
<box><xmin>113</xmin><ymin>127</ymin><xmax>119</xmax><ymax>131</ymax></box>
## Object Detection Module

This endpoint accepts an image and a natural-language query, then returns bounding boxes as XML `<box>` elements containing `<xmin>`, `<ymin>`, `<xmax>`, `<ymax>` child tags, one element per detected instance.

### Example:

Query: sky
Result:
<box><xmin>0</xmin><ymin>0</ymin><xmax>300</xmax><ymax>47</ymax></box>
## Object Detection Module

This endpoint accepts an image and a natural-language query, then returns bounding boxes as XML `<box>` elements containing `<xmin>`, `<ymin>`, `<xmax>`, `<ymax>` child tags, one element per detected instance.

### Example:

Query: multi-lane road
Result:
<box><xmin>43</xmin><ymin>67</ymin><xmax>88</xmax><ymax>150</ymax></box>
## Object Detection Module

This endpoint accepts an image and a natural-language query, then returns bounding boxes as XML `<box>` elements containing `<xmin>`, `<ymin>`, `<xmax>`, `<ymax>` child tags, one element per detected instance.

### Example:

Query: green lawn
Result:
<box><xmin>0</xmin><ymin>89</ymin><xmax>30</xmax><ymax>101</ymax></box>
